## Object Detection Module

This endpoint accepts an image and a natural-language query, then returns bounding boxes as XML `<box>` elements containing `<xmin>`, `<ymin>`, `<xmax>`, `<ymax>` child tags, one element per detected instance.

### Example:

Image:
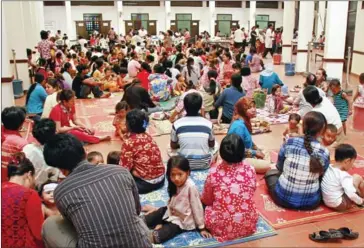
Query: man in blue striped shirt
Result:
<box><xmin>170</xmin><ymin>93</ymin><xmax>216</xmax><ymax>170</ymax></box>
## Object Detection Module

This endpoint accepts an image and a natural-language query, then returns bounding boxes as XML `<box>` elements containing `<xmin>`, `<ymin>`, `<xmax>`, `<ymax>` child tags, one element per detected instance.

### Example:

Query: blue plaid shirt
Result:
<box><xmin>275</xmin><ymin>137</ymin><xmax>329</xmax><ymax>209</ymax></box>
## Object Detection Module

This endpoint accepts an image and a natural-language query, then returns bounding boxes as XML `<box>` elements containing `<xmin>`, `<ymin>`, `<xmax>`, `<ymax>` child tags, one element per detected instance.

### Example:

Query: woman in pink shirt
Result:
<box><xmin>202</xmin><ymin>134</ymin><xmax>258</xmax><ymax>242</ymax></box>
<box><xmin>127</xmin><ymin>52</ymin><xmax>141</xmax><ymax>78</ymax></box>
<box><xmin>241</xmin><ymin>66</ymin><xmax>260</xmax><ymax>98</ymax></box>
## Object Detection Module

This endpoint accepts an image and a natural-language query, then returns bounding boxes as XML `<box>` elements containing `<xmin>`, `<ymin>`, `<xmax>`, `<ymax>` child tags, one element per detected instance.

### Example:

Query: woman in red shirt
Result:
<box><xmin>136</xmin><ymin>62</ymin><xmax>151</xmax><ymax>91</ymax></box>
<box><xmin>1</xmin><ymin>152</ymin><xmax>44</xmax><ymax>248</ymax></box>
<box><xmin>119</xmin><ymin>109</ymin><xmax>165</xmax><ymax>194</ymax></box>
<box><xmin>49</xmin><ymin>89</ymin><xmax>111</xmax><ymax>144</ymax></box>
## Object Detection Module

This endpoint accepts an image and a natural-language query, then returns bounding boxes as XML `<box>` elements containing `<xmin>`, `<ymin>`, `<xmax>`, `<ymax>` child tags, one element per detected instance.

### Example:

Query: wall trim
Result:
<box><xmin>282</xmin><ymin>44</ymin><xmax>291</xmax><ymax>48</ymax></box>
<box><xmin>1</xmin><ymin>77</ymin><xmax>13</xmax><ymax>83</ymax></box>
<box><xmin>322</xmin><ymin>58</ymin><xmax>345</xmax><ymax>63</ymax></box>
<box><xmin>353</xmin><ymin>50</ymin><xmax>364</xmax><ymax>55</ymax></box>
<box><xmin>10</xmin><ymin>59</ymin><xmax>28</xmax><ymax>64</ymax></box>
<box><xmin>296</xmin><ymin>49</ymin><xmax>308</xmax><ymax>53</ymax></box>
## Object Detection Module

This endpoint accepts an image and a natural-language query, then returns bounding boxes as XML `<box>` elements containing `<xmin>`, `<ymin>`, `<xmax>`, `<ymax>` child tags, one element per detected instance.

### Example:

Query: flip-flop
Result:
<box><xmin>309</xmin><ymin>230</ymin><xmax>343</xmax><ymax>242</ymax></box>
<box><xmin>329</xmin><ymin>228</ymin><xmax>359</xmax><ymax>240</ymax></box>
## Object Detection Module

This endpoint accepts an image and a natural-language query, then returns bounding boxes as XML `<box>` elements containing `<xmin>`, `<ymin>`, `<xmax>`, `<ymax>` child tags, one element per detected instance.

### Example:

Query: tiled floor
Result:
<box><xmin>15</xmin><ymin>56</ymin><xmax>364</xmax><ymax>247</ymax></box>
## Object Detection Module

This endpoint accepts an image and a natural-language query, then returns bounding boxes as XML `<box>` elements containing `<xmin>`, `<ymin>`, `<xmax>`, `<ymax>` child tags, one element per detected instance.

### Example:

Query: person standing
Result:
<box><xmin>263</xmin><ymin>24</ymin><xmax>274</xmax><ymax>58</ymax></box>
<box><xmin>250</xmin><ymin>26</ymin><xmax>257</xmax><ymax>49</ymax></box>
<box><xmin>233</xmin><ymin>26</ymin><xmax>243</xmax><ymax>51</ymax></box>
<box><xmin>42</xmin><ymin>134</ymin><xmax>152</xmax><ymax>248</ymax></box>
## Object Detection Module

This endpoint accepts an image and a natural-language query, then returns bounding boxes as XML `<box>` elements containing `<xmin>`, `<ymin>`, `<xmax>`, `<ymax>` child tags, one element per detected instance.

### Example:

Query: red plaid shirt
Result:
<box><xmin>119</xmin><ymin>133</ymin><xmax>165</xmax><ymax>180</ymax></box>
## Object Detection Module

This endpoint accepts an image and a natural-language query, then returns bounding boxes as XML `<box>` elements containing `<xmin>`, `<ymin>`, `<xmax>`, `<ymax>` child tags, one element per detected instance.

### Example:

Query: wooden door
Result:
<box><xmin>75</xmin><ymin>21</ymin><xmax>88</xmax><ymax>38</ymax></box>
<box><xmin>148</xmin><ymin>20</ymin><xmax>157</xmax><ymax>35</ymax></box>
<box><xmin>125</xmin><ymin>20</ymin><xmax>134</xmax><ymax>34</ymax></box>
<box><xmin>100</xmin><ymin>21</ymin><xmax>111</xmax><ymax>36</ymax></box>
<box><xmin>191</xmin><ymin>20</ymin><xmax>199</xmax><ymax>39</ymax></box>
<box><xmin>170</xmin><ymin>21</ymin><xmax>177</xmax><ymax>32</ymax></box>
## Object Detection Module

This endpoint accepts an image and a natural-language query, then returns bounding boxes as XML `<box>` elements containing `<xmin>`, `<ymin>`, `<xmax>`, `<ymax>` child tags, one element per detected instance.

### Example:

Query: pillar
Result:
<box><xmin>249</xmin><ymin>1</ymin><xmax>256</xmax><ymax>31</ymax></box>
<box><xmin>2</xmin><ymin>1</ymin><xmax>31</xmax><ymax>91</ymax></box>
<box><xmin>296</xmin><ymin>1</ymin><xmax>315</xmax><ymax>73</ymax></box>
<box><xmin>282</xmin><ymin>1</ymin><xmax>295</xmax><ymax>63</ymax></box>
<box><xmin>35</xmin><ymin>1</ymin><xmax>45</xmax><ymax>32</ymax></box>
<box><xmin>317</xmin><ymin>1</ymin><xmax>326</xmax><ymax>37</ymax></box>
<box><xmin>116</xmin><ymin>1</ymin><xmax>124</xmax><ymax>35</ymax></box>
<box><xmin>165</xmin><ymin>1</ymin><xmax>171</xmax><ymax>30</ymax></box>
<box><xmin>209</xmin><ymin>1</ymin><xmax>216</xmax><ymax>37</ymax></box>
<box><xmin>65</xmin><ymin>1</ymin><xmax>73</xmax><ymax>39</ymax></box>
<box><xmin>323</xmin><ymin>1</ymin><xmax>349</xmax><ymax>82</ymax></box>
<box><xmin>1</xmin><ymin>5</ymin><xmax>15</xmax><ymax>110</ymax></box>
<box><xmin>22</xmin><ymin>1</ymin><xmax>38</xmax><ymax>50</ymax></box>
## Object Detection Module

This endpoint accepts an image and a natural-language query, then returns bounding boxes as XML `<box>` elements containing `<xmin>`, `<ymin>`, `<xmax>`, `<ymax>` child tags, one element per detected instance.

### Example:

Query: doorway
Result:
<box><xmin>344</xmin><ymin>1</ymin><xmax>357</xmax><ymax>72</ymax></box>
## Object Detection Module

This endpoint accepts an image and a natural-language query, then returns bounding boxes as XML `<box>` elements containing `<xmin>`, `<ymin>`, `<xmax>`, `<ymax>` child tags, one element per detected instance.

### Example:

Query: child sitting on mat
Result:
<box><xmin>39</xmin><ymin>181</ymin><xmax>60</xmax><ymax>218</ymax></box>
<box><xmin>102</xmin><ymin>67</ymin><xmax>120</xmax><ymax>92</ymax></box>
<box><xmin>113</xmin><ymin>101</ymin><xmax>129</xmax><ymax>139</ymax></box>
<box><xmin>142</xmin><ymin>156</ymin><xmax>212</xmax><ymax>244</ymax></box>
<box><xmin>107</xmin><ymin>151</ymin><xmax>121</xmax><ymax>165</ymax></box>
<box><xmin>266</xmin><ymin>84</ymin><xmax>291</xmax><ymax>114</ymax></box>
<box><xmin>283</xmin><ymin>113</ymin><xmax>302</xmax><ymax>142</ymax></box>
<box><xmin>321</xmin><ymin>144</ymin><xmax>364</xmax><ymax>211</ymax></box>
<box><xmin>87</xmin><ymin>151</ymin><xmax>104</xmax><ymax>165</ymax></box>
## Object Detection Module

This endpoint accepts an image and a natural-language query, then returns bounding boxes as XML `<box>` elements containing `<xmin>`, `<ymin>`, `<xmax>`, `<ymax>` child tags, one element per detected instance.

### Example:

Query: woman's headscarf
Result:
<box><xmin>260</xmin><ymin>63</ymin><xmax>274</xmax><ymax>77</ymax></box>
<box><xmin>232</xmin><ymin>97</ymin><xmax>254</xmax><ymax>134</ymax></box>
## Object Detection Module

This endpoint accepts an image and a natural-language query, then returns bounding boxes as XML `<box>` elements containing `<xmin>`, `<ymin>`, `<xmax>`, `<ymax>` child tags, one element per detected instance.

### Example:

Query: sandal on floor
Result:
<box><xmin>329</xmin><ymin>228</ymin><xmax>359</xmax><ymax>240</ymax></box>
<box><xmin>309</xmin><ymin>230</ymin><xmax>343</xmax><ymax>242</ymax></box>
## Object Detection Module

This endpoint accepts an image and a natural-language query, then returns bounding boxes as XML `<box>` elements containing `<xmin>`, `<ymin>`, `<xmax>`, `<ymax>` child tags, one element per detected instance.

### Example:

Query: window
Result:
<box><xmin>246</xmin><ymin>1</ymin><xmax>279</xmax><ymax>9</ymax></box>
<box><xmin>255</xmin><ymin>15</ymin><xmax>269</xmax><ymax>29</ymax></box>
<box><xmin>171</xmin><ymin>1</ymin><xmax>202</xmax><ymax>7</ymax></box>
<box><xmin>71</xmin><ymin>1</ymin><xmax>114</xmax><ymax>6</ymax></box>
<box><xmin>207</xmin><ymin>1</ymin><xmax>241</xmax><ymax>8</ymax></box>
<box><xmin>131</xmin><ymin>13</ymin><xmax>149</xmax><ymax>29</ymax></box>
<box><xmin>216</xmin><ymin>14</ymin><xmax>232</xmax><ymax>37</ymax></box>
<box><xmin>83</xmin><ymin>14</ymin><xmax>102</xmax><ymax>32</ymax></box>
<box><xmin>123</xmin><ymin>1</ymin><xmax>160</xmax><ymax>6</ymax></box>
<box><xmin>176</xmin><ymin>14</ymin><xmax>192</xmax><ymax>32</ymax></box>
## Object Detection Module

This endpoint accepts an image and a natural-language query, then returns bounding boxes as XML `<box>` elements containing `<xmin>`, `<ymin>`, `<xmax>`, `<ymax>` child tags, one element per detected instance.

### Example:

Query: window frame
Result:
<box><xmin>171</xmin><ymin>1</ymin><xmax>203</xmax><ymax>7</ymax></box>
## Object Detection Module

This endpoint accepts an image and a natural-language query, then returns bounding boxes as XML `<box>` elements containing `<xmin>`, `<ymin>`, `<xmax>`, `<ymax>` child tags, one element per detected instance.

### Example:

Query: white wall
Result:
<box><xmin>352</xmin><ymin>4</ymin><xmax>364</xmax><ymax>76</ymax></box>
<box><xmin>44</xmin><ymin>5</ymin><xmax>283</xmax><ymax>39</ymax></box>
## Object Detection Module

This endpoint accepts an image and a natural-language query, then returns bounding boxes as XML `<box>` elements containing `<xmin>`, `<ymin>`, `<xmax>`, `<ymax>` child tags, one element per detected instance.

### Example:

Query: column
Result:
<box><xmin>165</xmin><ymin>1</ymin><xmax>171</xmax><ymax>30</ymax></box>
<box><xmin>209</xmin><ymin>0</ymin><xmax>216</xmax><ymax>37</ymax></box>
<box><xmin>116</xmin><ymin>1</ymin><xmax>124</xmax><ymax>35</ymax></box>
<box><xmin>22</xmin><ymin>1</ymin><xmax>38</xmax><ymax>50</ymax></box>
<box><xmin>2</xmin><ymin>1</ymin><xmax>31</xmax><ymax>90</ymax></box>
<box><xmin>35</xmin><ymin>1</ymin><xmax>45</xmax><ymax>32</ymax></box>
<box><xmin>296</xmin><ymin>1</ymin><xmax>315</xmax><ymax>73</ymax></box>
<box><xmin>249</xmin><ymin>1</ymin><xmax>256</xmax><ymax>32</ymax></box>
<box><xmin>65</xmin><ymin>1</ymin><xmax>73</xmax><ymax>39</ymax></box>
<box><xmin>282</xmin><ymin>1</ymin><xmax>295</xmax><ymax>63</ymax></box>
<box><xmin>323</xmin><ymin>1</ymin><xmax>349</xmax><ymax>82</ymax></box>
<box><xmin>317</xmin><ymin>1</ymin><xmax>326</xmax><ymax>37</ymax></box>
<box><xmin>1</xmin><ymin>5</ymin><xmax>15</xmax><ymax>109</ymax></box>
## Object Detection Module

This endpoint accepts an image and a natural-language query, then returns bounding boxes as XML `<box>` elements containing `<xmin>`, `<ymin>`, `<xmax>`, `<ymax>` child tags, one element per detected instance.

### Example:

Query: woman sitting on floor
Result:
<box><xmin>122</xmin><ymin>79</ymin><xmax>164</xmax><ymax>114</ymax></box>
<box><xmin>201</xmin><ymin>134</ymin><xmax>258</xmax><ymax>242</ymax></box>
<box><xmin>227</xmin><ymin>97</ymin><xmax>271</xmax><ymax>174</ymax></box>
<box><xmin>41</xmin><ymin>78</ymin><xmax>60</xmax><ymax>119</ymax></box>
<box><xmin>119</xmin><ymin>109</ymin><xmax>165</xmax><ymax>194</ymax></box>
<box><xmin>1</xmin><ymin>153</ymin><xmax>44</xmax><ymax>248</ymax></box>
<box><xmin>265</xmin><ymin>111</ymin><xmax>330</xmax><ymax>210</ymax></box>
<box><xmin>259</xmin><ymin>63</ymin><xmax>285</xmax><ymax>94</ymax></box>
<box><xmin>49</xmin><ymin>89</ymin><xmax>111</xmax><ymax>144</ymax></box>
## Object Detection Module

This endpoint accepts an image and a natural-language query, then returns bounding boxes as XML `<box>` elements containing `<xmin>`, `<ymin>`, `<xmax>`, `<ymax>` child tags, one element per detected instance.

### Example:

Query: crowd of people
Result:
<box><xmin>2</xmin><ymin>25</ymin><xmax>364</xmax><ymax>247</ymax></box>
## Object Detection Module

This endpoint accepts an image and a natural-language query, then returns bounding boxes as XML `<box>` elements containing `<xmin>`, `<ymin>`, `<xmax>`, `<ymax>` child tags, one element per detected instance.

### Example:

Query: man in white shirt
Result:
<box><xmin>263</xmin><ymin>24</ymin><xmax>274</xmax><ymax>58</ymax></box>
<box><xmin>303</xmin><ymin>86</ymin><xmax>343</xmax><ymax>135</ymax></box>
<box><xmin>138</xmin><ymin>27</ymin><xmax>148</xmax><ymax>38</ymax></box>
<box><xmin>78</xmin><ymin>36</ymin><xmax>88</xmax><ymax>53</ymax></box>
<box><xmin>233</xmin><ymin>25</ymin><xmax>243</xmax><ymax>50</ymax></box>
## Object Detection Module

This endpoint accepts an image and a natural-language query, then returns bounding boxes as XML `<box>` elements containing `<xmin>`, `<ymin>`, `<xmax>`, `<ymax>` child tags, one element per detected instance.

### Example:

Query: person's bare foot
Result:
<box><xmin>99</xmin><ymin>136</ymin><xmax>111</xmax><ymax>142</ymax></box>
<box><xmin>100</xmin><ymin>92</ymin><xmax>111</xmax><ymax>98</ymax></box>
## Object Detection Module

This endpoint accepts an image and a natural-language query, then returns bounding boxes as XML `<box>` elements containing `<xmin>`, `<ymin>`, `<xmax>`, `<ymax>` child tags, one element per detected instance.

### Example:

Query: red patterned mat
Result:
<box><xmin>255</xmin><ymin>152</ymin><xmax>364</xmax><ymax>229</ymax></box>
